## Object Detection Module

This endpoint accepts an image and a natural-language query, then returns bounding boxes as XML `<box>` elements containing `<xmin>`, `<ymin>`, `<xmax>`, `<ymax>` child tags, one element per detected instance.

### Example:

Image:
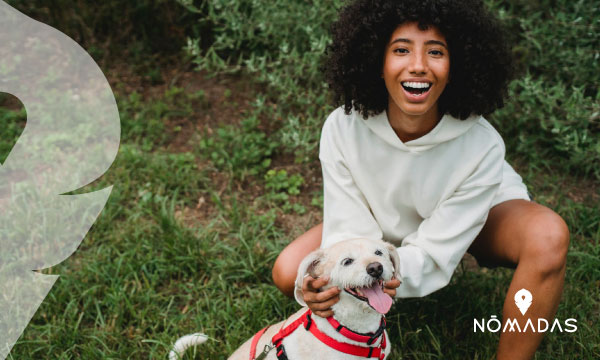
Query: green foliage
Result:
<box><xmin>198</xmin><ymin>105</ymin><xmax>278</xmax><ymax>179</ymax></box>
<box><xmin>488</xmin><ymin>0</ymin><xmax>599</xmax><ymax>96</ymax></box>
<box><xmin>182</xmin><ymin>0</ymin><xmax>343</xmax><ymax>163</ymax></box>
<box><xmin>0</xmin><ymin>94</ymin><xmax>26</xmax><ymax>164</ymax></box>
<box><xmin>118</xmin><ymin>86</ymin><xmax>205</xmax><ymax>152</ymax></box>
<box><xmin>484</xmin><ymin>0</ymin><xmax>600</xmax><ymax>178</ymax></box>
<box><xmin>184</xmin><ymin>0</ymin><xmax>600</xmax><ymax>178</ymax></box>
<box><xmin>264</xmin><ymin>169</ymin><xmax>306</xmax><ymax>214</ymax></box>
<box><xmin>6</xmin><ymin>0</ymin><xmax>196</xmax><ymax>61</ymax></box>
<box><xmin>490</xmin><ymin>75</ymin><xmax>600</xmax><ymax>177</ymax></box>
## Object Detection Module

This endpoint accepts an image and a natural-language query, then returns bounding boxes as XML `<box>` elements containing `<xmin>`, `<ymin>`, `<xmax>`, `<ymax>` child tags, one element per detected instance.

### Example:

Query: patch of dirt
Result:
<box><xmin>105</xmin><ymin>59</ymin><xmax>263</xmax><ymax>154</ymax></box>
<box><xmin>104</xmin><ymin>59</ymin><xmax>327</xmax><ymax>239</ymax></box>
<box><xmin>0</xmin><ymin>93</ymin><xmax>25</xmax><ymax>111</ymax></box>
<box><xmin>563</xmin><ymin>177</ymin><xmax>600</xmax><ymax>204</ymax></box>
<box><xmin>509</xmin><ymin>157</ymin><xmax>599</xmax><ymax>208</ymax></box>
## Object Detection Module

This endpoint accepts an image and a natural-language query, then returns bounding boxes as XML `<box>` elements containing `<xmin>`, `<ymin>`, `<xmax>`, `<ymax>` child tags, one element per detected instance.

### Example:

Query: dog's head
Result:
<box><xmin>296</xmin><ymin>238</ymin><xmax>401</xmax><ymax>315</ymax></box>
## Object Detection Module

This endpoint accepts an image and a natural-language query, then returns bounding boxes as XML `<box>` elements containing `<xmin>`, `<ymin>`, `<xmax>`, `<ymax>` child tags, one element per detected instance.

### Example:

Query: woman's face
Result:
<box><xmin>382</xmin><ymin>22</ymin><xmax>450</xmax><ymax>120</ymax></box>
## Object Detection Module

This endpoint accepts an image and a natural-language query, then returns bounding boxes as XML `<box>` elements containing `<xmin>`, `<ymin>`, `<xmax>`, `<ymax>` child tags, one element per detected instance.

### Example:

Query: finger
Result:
<box><xmin>384</xmin><ymin>278</ymin><xmax>402</xmax><ymax>289</ymax></box>
<box><xmin>302</xmin><ymin>276</ymin><xmax>316</xmax><ymax>292</ymax></box>
<box><xmin>314</xmin><ymin>310</ymin><xmax>335</xmax><ymax>318</ymax></box>
<box><xmin>309</xmin><ymin>276</ymin><xmax>330</xmax><ymax>291</ymax></box>
<box><xmin>302</xmin><ymin>288</ymin><xmax>340</xmax><ymax>304</ymax></box>
<box><xmin>302</xmin><ymin>275</ymin><xmax>314</xmax><ymax>290</ymax></box>
<box><xmin>383</xmin><ymin>288</ymin><xmax>396</xmax><ymax>297</ymax></box>
<box><xmin>304</xmin><ymin>286</ymin><xmax>339</xmax><ymax>304</ymax></box>
<box><xmin>308</xmin><ymin>296</ymin><xmax>339</xmax><ymax>311</ymax></box>
<box><xmin>313</xmin><ymin>287</ymin><xmax>340</xmax><ymax>302</ymax></box>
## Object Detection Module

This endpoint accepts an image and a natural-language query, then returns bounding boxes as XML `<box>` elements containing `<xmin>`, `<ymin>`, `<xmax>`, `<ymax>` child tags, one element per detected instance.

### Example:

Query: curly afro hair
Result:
<box><xmin>324</xmin><ymin>0</ymin><xmax>515</xmax><ymax>120</ymax></box>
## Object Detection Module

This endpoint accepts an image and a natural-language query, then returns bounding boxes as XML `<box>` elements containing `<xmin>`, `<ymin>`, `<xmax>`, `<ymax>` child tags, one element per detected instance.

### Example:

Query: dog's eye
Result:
<box><xmin>342</xmin><ymin>258</ymin><xmax>354</xmax><ymax>266</ymax></box>
<box><xmin>375</xmin><ymin>250</ymin><xmax>383</xmax><ymax>256</ymax></box>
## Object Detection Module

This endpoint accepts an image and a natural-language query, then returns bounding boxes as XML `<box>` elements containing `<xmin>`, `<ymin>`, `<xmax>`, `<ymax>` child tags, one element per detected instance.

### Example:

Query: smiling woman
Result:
<box><xmin>272</xmin><ymin>1</ymin><xmax>570</xmax><ymax>360</ymax></box>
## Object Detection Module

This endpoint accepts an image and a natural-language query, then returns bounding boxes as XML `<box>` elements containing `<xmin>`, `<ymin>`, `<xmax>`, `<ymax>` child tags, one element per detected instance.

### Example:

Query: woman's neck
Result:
<box><xmin>386</xmin><ymin>103</ymin><xmax>442</xmax><ymax>143</ymax></box>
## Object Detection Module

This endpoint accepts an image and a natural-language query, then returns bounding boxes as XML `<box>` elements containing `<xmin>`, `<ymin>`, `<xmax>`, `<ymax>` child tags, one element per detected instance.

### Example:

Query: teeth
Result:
<box><xmin>402</xmin><ymin>81</ymin><xmax>431</xmax><ymax>89</ymax></box>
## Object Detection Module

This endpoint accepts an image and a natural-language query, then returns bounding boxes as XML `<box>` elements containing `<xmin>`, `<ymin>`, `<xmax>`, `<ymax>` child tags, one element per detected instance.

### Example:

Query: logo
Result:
<box><xmin>514</xmin><ymin>288</ymin><xmax>532</xmax><ymax>315</ymax></box>
<box><xmin>0</xmin><ymin>1</ymin><xmax>120</xmax><ymax>358</ymax></box>
<box><xmin>474</xmin><ymin>288</ymin><xmax>578</xmax><ymax>334</ymax></box>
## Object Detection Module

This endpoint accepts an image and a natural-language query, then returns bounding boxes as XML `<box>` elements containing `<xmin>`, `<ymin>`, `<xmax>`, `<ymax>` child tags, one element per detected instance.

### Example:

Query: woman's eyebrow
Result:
<box><xmin>390</xmin><ymin>38</ymin><xmax>448</xmax><ymax>49</ymax></box>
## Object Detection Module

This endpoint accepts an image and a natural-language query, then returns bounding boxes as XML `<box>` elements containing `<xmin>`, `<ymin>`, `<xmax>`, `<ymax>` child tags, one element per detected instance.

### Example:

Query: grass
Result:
<box><xmin>2</xmin><ymin>0</ymin><xmax>599</xmax><ymax>359</ymax></box>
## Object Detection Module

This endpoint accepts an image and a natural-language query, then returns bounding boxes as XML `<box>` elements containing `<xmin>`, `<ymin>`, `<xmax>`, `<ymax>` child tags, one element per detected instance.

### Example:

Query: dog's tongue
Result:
<box><xmin>360</xmin><ymin>285</ymin><xmax>393</xmax><ymax>314</ymax></box>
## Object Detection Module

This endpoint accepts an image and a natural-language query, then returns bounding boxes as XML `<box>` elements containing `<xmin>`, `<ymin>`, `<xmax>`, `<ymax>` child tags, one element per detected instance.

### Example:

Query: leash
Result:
<box><xmin>249</xmin><ymin>310</ymin><xmax>387</xmax><ymax>360</ymax></box>
<box><xmin>250</xmin><ymin>325</ymin><xmax>272</xmax><ymax>360</ymax></box>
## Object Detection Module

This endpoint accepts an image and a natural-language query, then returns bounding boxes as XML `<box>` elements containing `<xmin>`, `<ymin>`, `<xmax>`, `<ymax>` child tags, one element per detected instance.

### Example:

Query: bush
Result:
<box><xmin>183</xmin><ymin>0</ymin><xmax>599</xmax><ymax>178</ymax></box>
<box><xmin>6</xmin><ymin>0</ymin><xmax>196</xmax><ymax>61</ymax></box>
<box><xmin>197</xmin><ymin>106</ymin><xmax>279</xmax><ymax>179</ymax></box>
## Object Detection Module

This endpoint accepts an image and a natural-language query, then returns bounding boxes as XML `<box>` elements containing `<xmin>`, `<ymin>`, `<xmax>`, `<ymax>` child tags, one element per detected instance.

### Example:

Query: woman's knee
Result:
<box><xmin>272</xmin><ymin>251</ymin><xmax>299</xmax><ymax>297</ymax></box>
<box><xmin>272</xmin><ymin>223</ymin><xmax>323</xmax><ymax>297</ymax></box>
<box><xmin>520</xmin><ymin>208</ymin><xmax>570</xmax><ymax>275</ymax></box>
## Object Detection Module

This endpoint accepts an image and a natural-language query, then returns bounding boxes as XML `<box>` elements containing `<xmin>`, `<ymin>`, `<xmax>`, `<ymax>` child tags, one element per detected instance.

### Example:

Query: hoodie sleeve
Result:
<box><xmin>294</xmin><ymin>111</ymin><xmax>383</xmax><ymax>306</ymax></box>
<box><xmin>319</xmin><ymin>111</ymin><xmax>383</xmax><ymax>248</ymax></box>
<box><xmin>395</xmin><ymin>140</ymin><xmax>504</xmax><ymax>298</ymax></box>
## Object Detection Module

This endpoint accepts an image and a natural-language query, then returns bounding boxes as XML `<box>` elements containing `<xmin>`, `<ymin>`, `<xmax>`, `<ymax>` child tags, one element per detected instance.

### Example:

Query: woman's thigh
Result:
<box><xmin>467</xmin><ymin>199</ymin><xmax>567</xmax><ymax>269</ymax></box>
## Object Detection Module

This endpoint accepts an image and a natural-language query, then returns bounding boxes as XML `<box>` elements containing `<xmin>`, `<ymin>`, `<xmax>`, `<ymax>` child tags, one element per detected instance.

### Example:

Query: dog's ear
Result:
<box><xmin>295</xmin><ymin>248</ymin><xmax>326</xmax><ymax>290</ymax></box>
<box><xmin>385</xmin><ymin>243</ymin><xmax>401</xmax><ymax>279</ymax></box>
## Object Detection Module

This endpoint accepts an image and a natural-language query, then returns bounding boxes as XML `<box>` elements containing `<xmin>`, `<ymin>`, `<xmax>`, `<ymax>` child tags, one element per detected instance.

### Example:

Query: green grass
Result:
<box><xmin>2</xmin><ymin>0</ymin><xmax>599</xmax><ymax>359</ymax></box>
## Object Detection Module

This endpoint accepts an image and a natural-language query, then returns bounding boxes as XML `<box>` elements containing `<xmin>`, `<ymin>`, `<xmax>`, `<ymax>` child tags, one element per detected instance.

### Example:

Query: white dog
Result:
<box><xmin>169</xmin><ymin>238</ymin><xmax>400</xmax><ymax>360</ymax></box>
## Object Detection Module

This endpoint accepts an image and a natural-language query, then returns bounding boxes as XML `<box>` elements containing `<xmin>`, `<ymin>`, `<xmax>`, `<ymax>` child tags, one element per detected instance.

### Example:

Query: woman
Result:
<box><xmin>272</xmin><ymin>0</ymin><xmax>569</xmax><ymax>359</ymax></box>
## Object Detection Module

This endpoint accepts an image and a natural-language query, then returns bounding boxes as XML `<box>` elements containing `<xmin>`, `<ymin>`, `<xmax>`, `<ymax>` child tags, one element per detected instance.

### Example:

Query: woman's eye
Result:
<box><xmin>429</xmin><ymin>50</ymin><xmax>444</xmax><ymax>56</ymax></box>
<box><xmin>393</xmin><ymin>48</ymin><xmax>409</xmax><ymax>54</ymax></box>
<box><xmin>375</xmin><ymin>250</ymin><xmax>383</xmax><ymax>256</ymax></box>
<box><xmin>342</xmin><ymin>258</ymin><xmax>354</xmax><ymax>266</ymax></box>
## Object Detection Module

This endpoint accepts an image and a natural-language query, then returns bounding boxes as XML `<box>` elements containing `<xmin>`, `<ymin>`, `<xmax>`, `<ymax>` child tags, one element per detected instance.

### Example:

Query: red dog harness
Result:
<box><xmin>249</xmin><ymin>310</ymin><xmax>387</xmax><ymax>360</ymax></box>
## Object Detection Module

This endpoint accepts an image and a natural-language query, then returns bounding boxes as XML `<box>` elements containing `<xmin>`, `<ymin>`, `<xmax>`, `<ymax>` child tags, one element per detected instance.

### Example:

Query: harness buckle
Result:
<box><xmin>255</xmin><ymin>344</ymin><xmax>273</xmax><ymax>360</ymax></box>
<box><xmin>304</xmin><ymin>313</ymin><xmax>313</xmax><ymax>331</ymax></box>
<box><xmin>367</xmin><ymin>320</ymin><xmax>386</xmax><ymax>345</ymax></box>
<box><xmin>276</xmin><ymin>343</ymin><xmax>288</xmax><ymax>360</ymax></box>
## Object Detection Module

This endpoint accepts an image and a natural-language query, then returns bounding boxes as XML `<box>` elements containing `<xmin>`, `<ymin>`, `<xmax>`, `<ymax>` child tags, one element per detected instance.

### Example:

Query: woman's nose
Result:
<box><xmin>408</xmin><ymin>53</ymin><xmax>427</xmax><ymax>74</ymax></box>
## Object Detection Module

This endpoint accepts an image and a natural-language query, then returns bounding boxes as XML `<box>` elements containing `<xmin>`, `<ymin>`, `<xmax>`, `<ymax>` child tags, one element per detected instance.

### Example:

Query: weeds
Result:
<box><xmin>264</xmin><ymin>169</ymin><xmax>306</xmax><ymax>214</ymax></box>
<box><xmin>197</xmin><ymin>107</ymin><xmax>278</xmax><ymax>180</ymax></box>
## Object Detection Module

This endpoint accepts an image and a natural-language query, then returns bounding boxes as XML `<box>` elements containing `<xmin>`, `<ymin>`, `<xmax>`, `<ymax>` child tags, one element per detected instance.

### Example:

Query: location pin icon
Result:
<box><xmin>514</xmin><ymin>288</ymin><xmax>533</xmax><ymax>315</ymax></box>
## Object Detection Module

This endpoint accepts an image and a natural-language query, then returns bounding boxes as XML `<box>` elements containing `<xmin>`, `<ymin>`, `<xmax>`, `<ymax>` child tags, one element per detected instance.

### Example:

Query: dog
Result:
<box><xmin>169</xmin><ymin>238</ymin><xmax>400</xmax><ymax>360</ymax></box>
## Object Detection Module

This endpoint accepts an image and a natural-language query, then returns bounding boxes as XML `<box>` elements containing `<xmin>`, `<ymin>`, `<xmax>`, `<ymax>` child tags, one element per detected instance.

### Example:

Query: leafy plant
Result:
<box><xmin>264</xmin><ymin>169</ymin><xmax>306</xmax><ymax>214</ymax></box>
<box><xmin>0</xmin><ymin>95</ymin><xmax>26</xmax><ymax>164</ymax></box>
<box><xmin>118</xmin><ymin>87</ymin><xmax>205</xmax><ymax>152</ymax></box>
<box><xmin>198</xmin><ymin>110</ymin><xmax>278</xmax><ymax>179</ymax></box>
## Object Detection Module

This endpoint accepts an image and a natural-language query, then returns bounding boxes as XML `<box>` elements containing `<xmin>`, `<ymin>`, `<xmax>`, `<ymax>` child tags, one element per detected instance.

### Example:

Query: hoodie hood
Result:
<box><xmin>364</xmin><ymin>111</ymin><xmax>480</xmax><ymax>153</ymax></box>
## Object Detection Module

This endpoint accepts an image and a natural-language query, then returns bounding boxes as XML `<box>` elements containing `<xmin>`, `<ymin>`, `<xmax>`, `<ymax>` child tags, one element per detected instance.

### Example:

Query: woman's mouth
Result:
<box><xmin>401</xmin><ymin>81</ymin><xmax>432</xmax><ymax>101</ymax></box>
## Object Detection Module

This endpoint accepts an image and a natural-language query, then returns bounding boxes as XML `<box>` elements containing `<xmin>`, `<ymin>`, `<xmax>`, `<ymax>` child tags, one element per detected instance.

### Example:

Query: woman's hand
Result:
<box><xmin>302</xmin><ymin>275</ymin><xmax>340</xmax><ymax>318</ymax></box>
<box><xmin>383</xmin><ymin>277</ymin><xmax>401</xmax><ymax>298</ymax></box>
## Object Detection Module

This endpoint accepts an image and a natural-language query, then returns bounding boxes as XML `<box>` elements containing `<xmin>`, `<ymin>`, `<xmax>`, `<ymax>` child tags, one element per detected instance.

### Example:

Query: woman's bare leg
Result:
<box><xmin>468</xmin><ymin>199</ymin><xmax>569</xmax><ymax>360</ymax></box>
<box><xmin>272</xmin><ymin>223</ymin><xmax>323</xmax><ymax>297</ymax></box>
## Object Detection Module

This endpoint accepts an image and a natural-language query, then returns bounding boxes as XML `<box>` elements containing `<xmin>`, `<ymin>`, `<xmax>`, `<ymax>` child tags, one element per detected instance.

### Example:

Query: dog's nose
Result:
<box><xmin>366</xmin><ymin>262</ymin><xmax>383</xmax><ymax>278</ymax></box>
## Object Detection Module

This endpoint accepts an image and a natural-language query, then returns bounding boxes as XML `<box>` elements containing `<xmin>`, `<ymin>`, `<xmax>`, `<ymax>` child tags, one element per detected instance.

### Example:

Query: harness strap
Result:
<box><xmin>327</xmin><ymin>315</ymin><xmax>386</xmax><ymax>345</ymax></box>
<box><xmin>269</xmin><ymin>310</ymin><xmax>387</xmax><ymax>359</ymax></box>
<box><xmin>304</xmin><ymin>313</ymin><xmax>386</xmax><ymax>359</ymax></box>
<box><xmin>249</xmin><ymin>325</ymin><xmax>270</xmax><ymax>360</ymax></box>
<box><xmin>271</xmin><ymin>312</ymin><xmax>308</xmax><ymax>346</ymax></box>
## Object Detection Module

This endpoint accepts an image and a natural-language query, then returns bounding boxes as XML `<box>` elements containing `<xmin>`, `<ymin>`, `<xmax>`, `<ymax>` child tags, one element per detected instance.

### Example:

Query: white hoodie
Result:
<box><xmin>315</xmin><ymin>107</ymin><xmax>529</xmax><ymax>299</ymax></box>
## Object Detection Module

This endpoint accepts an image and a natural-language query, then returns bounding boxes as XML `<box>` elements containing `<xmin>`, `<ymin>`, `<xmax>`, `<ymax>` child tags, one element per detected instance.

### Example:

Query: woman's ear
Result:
<box><xmin>385</xmin><ymin>243</ymin><xmax>401</xmax><ymax>279</ymax></box>
<box><xmin>295</xmin><ymin>248</ymin><xmax>325</xmax><ymax>289</ymax></box>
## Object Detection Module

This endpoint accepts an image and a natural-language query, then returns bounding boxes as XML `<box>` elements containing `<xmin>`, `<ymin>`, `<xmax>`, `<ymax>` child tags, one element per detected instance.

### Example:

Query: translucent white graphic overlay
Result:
<box><xmin>514</xmin><ymin>288</ymin><xmax>533</xmax><ymax>316</ymax></box>
<box><xmin>0</xmin><ymin>1</ymin><xmax>120</xmax><ymax>358</ymax></box>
